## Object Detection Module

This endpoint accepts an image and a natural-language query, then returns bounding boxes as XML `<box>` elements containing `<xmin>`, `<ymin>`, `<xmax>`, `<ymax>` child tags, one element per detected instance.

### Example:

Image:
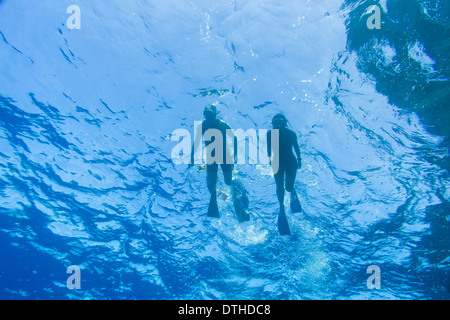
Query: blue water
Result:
<box><xmin>0</xmin><ymin>0</ymin><xmax>449</xmax><ymax>300</ymax></box>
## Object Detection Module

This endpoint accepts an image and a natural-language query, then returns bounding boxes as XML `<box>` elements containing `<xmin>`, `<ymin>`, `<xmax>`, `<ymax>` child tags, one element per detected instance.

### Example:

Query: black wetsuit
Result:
<box><xmin>267</xmin><ymin>127</ymin><xmax>300</xmax><ymax>191</ymax></box>
<box><xmin>202</xmin><ymin>119</ymin><xmax>235</xmax><ymax>170</ymax></box>
<box><xmin>201</xmin><ymin>119</ymin><xmax>237</xmax><ymax>189</ymax></box>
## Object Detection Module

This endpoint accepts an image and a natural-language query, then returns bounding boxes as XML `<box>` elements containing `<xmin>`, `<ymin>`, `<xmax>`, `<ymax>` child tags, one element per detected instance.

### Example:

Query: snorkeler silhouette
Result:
<box><xmin>190</xmin><ymin>104</ymin><xmax>250</xmax><ymax>222</ymax></box>
<box><xmin>267</xmin><ymin>113</ymin><xmax>302</xmax><ymax>236</ymax></box>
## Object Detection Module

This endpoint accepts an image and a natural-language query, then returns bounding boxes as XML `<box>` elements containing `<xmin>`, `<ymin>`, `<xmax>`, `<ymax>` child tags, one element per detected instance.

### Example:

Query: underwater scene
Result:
<box><xmin>0</xmin><ymin>0</ymin><xmax>449</xmax><ymax>300</ymax></box>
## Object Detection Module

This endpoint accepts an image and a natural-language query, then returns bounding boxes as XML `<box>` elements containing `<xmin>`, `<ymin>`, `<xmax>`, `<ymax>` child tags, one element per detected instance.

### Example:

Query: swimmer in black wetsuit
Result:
<box><xmin>267</xmin><ymin>114</ymin><xmax>302</xmax><ymax>235</ymax></box>
<box><xmin>190</xmin><ymin>104</ymin><xmax>242</xmax><ymax>219</ymax></box>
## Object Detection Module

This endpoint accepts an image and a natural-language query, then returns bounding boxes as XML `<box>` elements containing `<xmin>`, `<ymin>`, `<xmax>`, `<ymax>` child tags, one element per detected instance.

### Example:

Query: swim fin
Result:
<box><xmin>290</xmin><ymin>192</ymin><xmax>302</xmax><ymax>213</ymax></box>
<box><xmin>231</xmin><ymin>179</ymin><xmax>250</xmax><ymax>223</ymax></box>
<box><xmin>278</xmin><ymin>208</ymin><xmax>291</xmax><ymax>236</ymax></box>
<box><xmin>236</xmin><ymin>206</ymin><xmax>250</xmax><ymax>223</ymax></box>
<box><xmin>207</xmin><ymin>194</ymin><xmax>220</xmax><ymax>218</ymax></box>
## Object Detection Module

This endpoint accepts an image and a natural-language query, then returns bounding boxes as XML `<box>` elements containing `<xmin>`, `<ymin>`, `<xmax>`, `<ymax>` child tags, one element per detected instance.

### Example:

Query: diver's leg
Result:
<box><xmin>274</xmin><ymin>169</ymin><xmax>285</xmax><ymax>211</ymax></box>
<box><xmin>206</xmin><ymin>165</ymin><xmax>219</xmax><ymax>217</ymax></box>
<box><xmin>275</xmin><ymin>168</ymin><xmax>291</xmax><ymax>236</ymax></box>
<box><xmin>286</xmin><ymin>163</ymin><xmax>302</xmax><ymax>213</ymax></box>
<box><xmin>222</xmin><ymin>164</ymin><xmax>233</xmax><ymax>186</ymax></box>
<box><xmin>285</xmin><ymin>158</ymin><xmax>297</xmax><ymax>193</ymax></box>
<box><xmin>207</xmin><ymin>166</ymin><xmax>218</xmax><ymax>193</ymax></box>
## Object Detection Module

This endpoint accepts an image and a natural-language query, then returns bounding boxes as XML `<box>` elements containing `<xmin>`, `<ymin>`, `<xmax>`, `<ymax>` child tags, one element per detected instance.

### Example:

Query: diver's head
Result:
<box><xmin>203</xmin><ymin>104</ymin><xmax>218</xmax><ymax>121</ymax></box>
<box><xmin>272</xmin><ymin>113</ymin><xmax>287</xmax><ymax>129</ymax></box>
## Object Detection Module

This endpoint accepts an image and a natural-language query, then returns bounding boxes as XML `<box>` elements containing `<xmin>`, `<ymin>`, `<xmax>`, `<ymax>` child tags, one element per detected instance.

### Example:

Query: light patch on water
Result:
<box><xmin>380</xmin><ymin>44</ymin><xmax>396</xmax><ymax>65</ymax></box>
<box><xmin>210</xmin><ymin>215</ymin><xmax>270</xmax><ymax>247</ymax></box>
<box><xmin>228</xmin><ymin>223</ymin><xmax>269</xmax><ymax>246</ymax></box>
<box><xmin>256</xmin><ymin>218</ymin><xmax>333</xmax><ymax>299</ymax></box>
<box><xmin>408</xmin><ymin>41</ymin><xmax>436</xmax><ymax>74</ymax></box>
<box><xmin>78</xmin><ymin>239</ymin><xmax>122</xmax><ymax>252</ymax></box>
<box><xmin>48</xmin><ymin>221</ymin><xmax>89</xmax><ymax>239</ymax></box>
<box><xmin>95</xmin><ymin>220</ymin><xmax>123</xmax><ymax>232</ymax></box>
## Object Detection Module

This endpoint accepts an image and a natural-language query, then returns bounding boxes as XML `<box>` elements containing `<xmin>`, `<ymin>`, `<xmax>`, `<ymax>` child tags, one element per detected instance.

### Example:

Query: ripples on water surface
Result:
<box><xmin>0</xmin><ymin>0</ymin><xmax>449</xmax><ymax>299</ymax></box>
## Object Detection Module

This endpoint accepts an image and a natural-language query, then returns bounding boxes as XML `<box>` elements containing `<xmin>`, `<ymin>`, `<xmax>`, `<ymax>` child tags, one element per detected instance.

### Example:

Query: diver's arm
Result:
<box><xmin>189</xmin><ymin>122</ymin><xmax>203</xmax><ymax>167</ymax></box>
<box><xmin>189</xmin><ymin>143</ymin><xmax>195</xmax><ymax>167</ymax></box>
<box><xmin>293</xmin><ymin>132</ymin><xmax>301</xmax><ymax>169</ymax></box>
<box><xmin>234</xmin><ymin>134</ymin><xmax>238</xmax><ymax>163</ymax></box>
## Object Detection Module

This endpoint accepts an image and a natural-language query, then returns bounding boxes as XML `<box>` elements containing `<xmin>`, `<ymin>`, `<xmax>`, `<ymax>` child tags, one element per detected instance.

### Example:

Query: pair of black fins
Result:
<box><xmin>208</xmin><ymin>179</ymin><xmax>302</xmax><ymax>236</ymax></box>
